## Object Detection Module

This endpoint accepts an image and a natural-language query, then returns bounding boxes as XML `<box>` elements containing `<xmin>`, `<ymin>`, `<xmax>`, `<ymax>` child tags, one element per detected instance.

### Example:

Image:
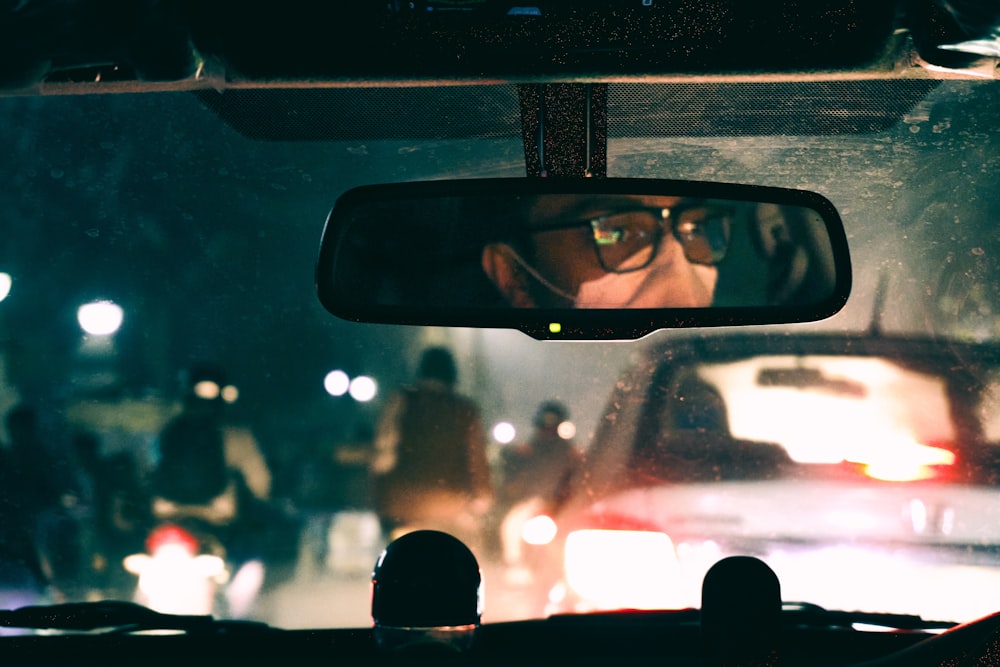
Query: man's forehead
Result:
<box><xmin>527</xmin><ymin>194</ymin><xmax>685</xmax><ymax>224</ymax></box>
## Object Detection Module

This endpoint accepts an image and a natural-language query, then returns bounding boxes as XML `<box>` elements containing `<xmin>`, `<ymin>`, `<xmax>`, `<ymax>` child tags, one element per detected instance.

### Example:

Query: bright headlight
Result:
<box><xmin>521</xmin><ymin>515</ymin><xmax>558</xmax><ymax>545</ymax></box>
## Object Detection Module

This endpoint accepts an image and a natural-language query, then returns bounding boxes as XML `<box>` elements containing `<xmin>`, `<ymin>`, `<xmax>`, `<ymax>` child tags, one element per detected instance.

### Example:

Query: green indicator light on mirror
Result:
<box><xmin>549</xmin><ymin>322</ymin><xmax>562</xmax><ymax>334</ymax></box>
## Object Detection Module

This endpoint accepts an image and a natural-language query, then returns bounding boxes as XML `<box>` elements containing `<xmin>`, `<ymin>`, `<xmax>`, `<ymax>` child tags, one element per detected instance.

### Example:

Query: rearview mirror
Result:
<box><xmin>316</xmin><ymin>179</ymin><xmax>851</xmax><ymax>340</ymax></box>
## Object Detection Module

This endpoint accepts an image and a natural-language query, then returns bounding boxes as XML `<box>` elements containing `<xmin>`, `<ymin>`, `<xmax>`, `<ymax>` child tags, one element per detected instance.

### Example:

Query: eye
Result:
<box><xmin>672</xmin><ymin>207</ymin><xmax>733</xmax><ymax>264</ymax></box>
<box><xmin>675</xmin><ymin>219</ymin><xmax>699</xmax><ymax>237</ymax></box>
<box><xmin>590</xmin><ymin>210</ymin><xmax>663</xmax><ymax>273</ymax></box>
<box><xmin>592</xmin><ymin>211</ymin><xmax>659</xmax><ymax>245</ymax></box>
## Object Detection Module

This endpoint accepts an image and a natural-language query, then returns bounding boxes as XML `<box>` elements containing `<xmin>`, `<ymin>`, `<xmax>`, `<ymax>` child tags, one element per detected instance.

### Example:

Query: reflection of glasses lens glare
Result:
<box><xmin>593</xmin><ymin>212</ymin><xmax>659</xmax><ymax>272</ymax></box>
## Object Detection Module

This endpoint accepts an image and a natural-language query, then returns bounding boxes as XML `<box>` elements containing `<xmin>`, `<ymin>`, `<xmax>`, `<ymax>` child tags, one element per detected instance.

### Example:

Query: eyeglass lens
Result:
<box><xmin>590</xmin><ymin>211</ymin><xmax>662</xmax><ymax>272</ymax></box>
<box><xmin>672</xmin><ymin>207</ymin><xmax>732</xmax><ymax>265</ymax></box>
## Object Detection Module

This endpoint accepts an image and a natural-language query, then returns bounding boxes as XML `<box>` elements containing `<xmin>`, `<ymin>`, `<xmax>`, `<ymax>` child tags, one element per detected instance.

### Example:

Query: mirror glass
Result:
<box><xmin>317</xmin><ymin>179</ymin><xmax>850</xmax><ymax>338</ymax></box>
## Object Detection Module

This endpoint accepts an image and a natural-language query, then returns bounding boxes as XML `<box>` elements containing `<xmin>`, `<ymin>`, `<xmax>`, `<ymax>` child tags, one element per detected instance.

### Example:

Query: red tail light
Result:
<box><xmin>854</xmin><ymin>443</ymin><xmax>956</xmax><ymax>482</ymax></box>
<box><xmin>146</xmin><ymin>524</ymin><xmax>199</xmax><ymax>555</ymax></box>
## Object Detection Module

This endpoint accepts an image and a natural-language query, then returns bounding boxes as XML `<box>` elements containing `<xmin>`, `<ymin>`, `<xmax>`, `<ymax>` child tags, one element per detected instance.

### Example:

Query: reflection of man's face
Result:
<box><xmin>482</xmin><ymin>194</ymin><xmax>721</xmax><ymax>309</ymax></box>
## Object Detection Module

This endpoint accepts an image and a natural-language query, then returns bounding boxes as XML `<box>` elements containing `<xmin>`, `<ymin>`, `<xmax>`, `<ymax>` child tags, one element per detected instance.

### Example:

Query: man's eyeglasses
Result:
<box><xmin>532</xmin><ymin>203</ymin><xmax>733</xmax><ymax>273</ymax></box>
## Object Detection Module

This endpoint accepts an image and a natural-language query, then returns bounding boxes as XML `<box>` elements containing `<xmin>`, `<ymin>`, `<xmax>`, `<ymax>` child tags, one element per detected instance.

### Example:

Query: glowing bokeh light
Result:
<box><xmin>0</xmin><ymin>272</ymin><xmax>11</xmax><ymax>302</ymax></box>
<box><xmin>493</xmin><ymin>422</ymin><xmax>516</xmax><ymax>444</ymax></box>
<box><xmin>324</xmin><ymin>370</ymin><xmax>350</xmax><ymax>397</ymax></box>
<box><xmin>221</xmin><ymin>385</ymin><xmax>239</xmax><ymax>404</ymax></box>
<box><xmin>521</xmin><ymin>515</ymin><xmax>558</xmax><ymax>545</ymax></box>
<box><xmin>349</xmin><ymin>376</ymin><xmax>377</xmax><ymax>402</ymax></box>
<box><xmin>193</xmin><ymin>381</ymin><xmax>221</xmax><ymax>400</ymax></box>
<box><xmin>77</xmin><ymin>300</ymin><xmax>124</xmax><ymax>336</ymax></box>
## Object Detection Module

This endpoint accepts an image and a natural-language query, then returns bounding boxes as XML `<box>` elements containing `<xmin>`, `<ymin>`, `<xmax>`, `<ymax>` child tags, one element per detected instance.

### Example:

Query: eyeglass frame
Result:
<box><xmin>524</xmin><ymin>200</ymin><xmax>734</xmax><ymax>274</ymax></box>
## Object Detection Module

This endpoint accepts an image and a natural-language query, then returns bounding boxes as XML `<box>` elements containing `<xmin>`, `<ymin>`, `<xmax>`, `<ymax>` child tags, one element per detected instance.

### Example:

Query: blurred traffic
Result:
<box><xmin>6</xmin><ymin>330</ymin><xmax>1000</xmax><ymax>630</ymax></box>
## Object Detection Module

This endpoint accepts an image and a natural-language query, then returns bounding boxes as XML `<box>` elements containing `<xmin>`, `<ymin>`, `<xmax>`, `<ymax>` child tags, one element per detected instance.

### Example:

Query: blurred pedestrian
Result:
<box><xmin>0</xmin><ymin>405</ymin><xmax>75</xmax><ymax>597</ymax></box>
<box><xmin>71</xmin><ymin>430</ymin><xmax>148</xmax><ymax>596</ymax></box>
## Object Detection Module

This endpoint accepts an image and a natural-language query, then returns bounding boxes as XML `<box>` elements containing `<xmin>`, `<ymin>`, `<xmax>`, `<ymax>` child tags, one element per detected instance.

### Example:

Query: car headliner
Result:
<box><xmin>0</xmin><ymin>1</ymin><xmax>994</xmax><ymax>96</ymax></box>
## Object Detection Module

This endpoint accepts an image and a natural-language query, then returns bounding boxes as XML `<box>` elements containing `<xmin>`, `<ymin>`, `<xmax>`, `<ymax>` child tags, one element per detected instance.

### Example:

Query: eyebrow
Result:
<box><xmin>528</xmin><ymin>197</ymin><xmax>711</xmax><ymax>231</ymax></box>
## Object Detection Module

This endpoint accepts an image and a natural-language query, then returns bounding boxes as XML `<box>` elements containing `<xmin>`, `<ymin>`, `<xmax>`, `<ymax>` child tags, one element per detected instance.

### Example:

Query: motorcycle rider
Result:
<box><xmin>370</xmin><ymin>346</ymin><xmax>494</xmax><ymax>551</ymax></box>
<box><xmin>149</xmin><ymin>363</ymin><xmax>275</xmax><ymax>616</ymax></box>
<box><xmin>151</xmin><ymin>363</ymin><xmax>272</xmax><ymax>524</ymax></box>
<box><xmin>496</xmin><ymin>400</ymin><xmax>583</xmax><ymax>582</ymax></box>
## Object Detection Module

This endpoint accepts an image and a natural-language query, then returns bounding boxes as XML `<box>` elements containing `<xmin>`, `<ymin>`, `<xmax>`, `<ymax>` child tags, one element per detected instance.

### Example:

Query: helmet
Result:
<box><xmin>533</xmin><ymin>400</ymin><xmax>568</xmax><ymax>428</ymax></box>
<box><xmin>371</xmin><ymin>530</ymin><xmax>481</xmax><ymax>629</ymax></box>
<box><xmin>416</xmin><ymin>347</ymin><xmax>458</xmax><ymax>386</ymax></box>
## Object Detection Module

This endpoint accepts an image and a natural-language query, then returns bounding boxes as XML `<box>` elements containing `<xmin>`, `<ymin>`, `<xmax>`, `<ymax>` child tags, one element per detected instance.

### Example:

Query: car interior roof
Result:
<box><xmin>0</xmin><ymin>0</ymin><xmax>993</xmax><ymax>97</ymax></box>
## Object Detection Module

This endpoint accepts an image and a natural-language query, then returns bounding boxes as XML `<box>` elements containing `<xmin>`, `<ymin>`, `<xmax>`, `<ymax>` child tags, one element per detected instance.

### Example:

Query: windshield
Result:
<box><xmin>1</xmin><ymin>79</ymin><xmax>998</xmax><ymax>629</ymax></box>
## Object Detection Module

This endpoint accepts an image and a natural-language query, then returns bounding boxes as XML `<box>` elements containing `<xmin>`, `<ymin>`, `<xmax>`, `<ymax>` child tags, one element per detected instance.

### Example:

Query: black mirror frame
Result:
<box><xmin>316</xmin><ymin>178</ymin><xmax>851</xmax><ymax>340</ymax></box>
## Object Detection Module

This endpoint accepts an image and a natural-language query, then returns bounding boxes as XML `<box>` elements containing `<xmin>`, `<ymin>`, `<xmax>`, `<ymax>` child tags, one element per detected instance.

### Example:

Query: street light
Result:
<box><xmin>77</xmin><ymin>300</ymin><xmax>124</xmax><ymax>336</ymax></box>
<box><xmin>0</xmin><ymin>272</ymin><xmax>11</xmax><ymax>302</ymax></box>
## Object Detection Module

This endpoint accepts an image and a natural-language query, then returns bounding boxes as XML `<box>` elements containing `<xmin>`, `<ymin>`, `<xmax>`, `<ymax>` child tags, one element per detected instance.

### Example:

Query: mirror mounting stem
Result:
<box><xmin>518</xmin><ymin>84</ymin><xmax>608</xmax><ymax>179</ymax></box>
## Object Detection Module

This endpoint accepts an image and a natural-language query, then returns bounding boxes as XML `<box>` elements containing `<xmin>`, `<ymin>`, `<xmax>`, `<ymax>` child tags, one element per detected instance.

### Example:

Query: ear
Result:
<box><xmin>481</xmin><ymin>243</ymin><xmax>537</xmax><ymax>308</ymax></box>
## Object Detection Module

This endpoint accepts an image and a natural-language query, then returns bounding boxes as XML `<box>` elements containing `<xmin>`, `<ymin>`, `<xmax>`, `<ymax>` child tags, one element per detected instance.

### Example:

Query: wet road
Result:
<box><xmin>256</xmin><ymin>568</ymin><xmax>373</xmax><ymax>628</ymax></box>
<box><xmin>255</xmin><ymin>562</ymin><xmax>544</xmax><ymax>629</ymax></box>
<box><xmin>251</xmin><ymin>524</ymin><xmax>544</xmax><ymax>629</ymax></box>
